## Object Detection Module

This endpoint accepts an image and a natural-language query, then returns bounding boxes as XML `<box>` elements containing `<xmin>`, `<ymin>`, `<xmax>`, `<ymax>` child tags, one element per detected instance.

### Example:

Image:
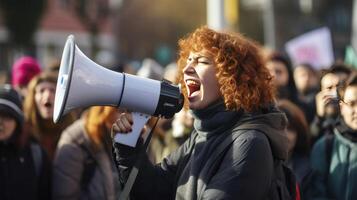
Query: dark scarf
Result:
<box><xmin>191</xmin><ymin>100</ymin><xmax>243</xmax><ymax>138</ymax></box>
<box><xmin>336</xmin><ymin>118</ymin><xmax>357</xmax><ymax>142</ymax></box>
<box><xmin>0</xmin><ymin>139</ymin><xmax>17</xmax><ymax>152</ymax></box>
<box><xmin>176</xmin><ymin>100</ymin><xmax>242</xmax><ymax>200</ymax></box>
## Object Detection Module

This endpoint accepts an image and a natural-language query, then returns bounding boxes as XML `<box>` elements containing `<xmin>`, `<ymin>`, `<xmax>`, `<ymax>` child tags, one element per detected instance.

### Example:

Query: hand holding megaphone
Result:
<box><xmin>112</xmin><ymin>112</ymin><xmax>150</xmax><ymax>147</ymax></box>
<box><xmin>53</xmin><ymin>35</ymin><xmax>184</xmax><ymax>147</ymax></box>
<box><xmin>111</xmin><ymin>111</ymin><xmax>149</xmax><ymax>146</ymax></box>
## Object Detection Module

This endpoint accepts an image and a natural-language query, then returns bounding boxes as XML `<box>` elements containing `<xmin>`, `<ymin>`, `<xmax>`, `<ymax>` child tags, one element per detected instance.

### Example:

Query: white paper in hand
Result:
<box><xmin>114</xmin><ymin>112</ymin><xmax>150</xmax><ymax>147</ymax></box>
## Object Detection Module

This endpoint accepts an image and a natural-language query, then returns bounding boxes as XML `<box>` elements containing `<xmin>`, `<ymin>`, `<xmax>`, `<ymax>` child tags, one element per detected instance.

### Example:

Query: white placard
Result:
<box><xmin>285</xmin><ymin>27</ymin><xmax>334</xmax><ymax>70</ymax></box>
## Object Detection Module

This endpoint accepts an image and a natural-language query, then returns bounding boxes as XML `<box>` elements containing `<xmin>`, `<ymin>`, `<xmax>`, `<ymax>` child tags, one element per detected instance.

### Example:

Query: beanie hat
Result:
<box><xmin>11</xmin><ymin>56</ymin><xmax>41</xmax><ymax>87</ymax></box>
<box><xmin>0</xmin><ymin>85</ymin><xmax>24</xmax><ymax>124</ymax></box>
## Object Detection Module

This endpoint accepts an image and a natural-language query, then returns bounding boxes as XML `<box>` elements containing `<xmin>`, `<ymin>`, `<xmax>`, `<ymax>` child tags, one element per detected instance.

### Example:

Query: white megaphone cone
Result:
<box><xmin>54</xmin><ymin>35</ymin><xmax>184</xmax><ymax>147</ymax></box>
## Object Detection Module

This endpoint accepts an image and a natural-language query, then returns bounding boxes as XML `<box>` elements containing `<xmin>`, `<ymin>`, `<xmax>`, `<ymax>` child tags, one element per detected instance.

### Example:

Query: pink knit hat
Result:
<box><xmin>11</xmin><ymin>56</ymin><xmax>42</xmax><ymax>87</ymax></box>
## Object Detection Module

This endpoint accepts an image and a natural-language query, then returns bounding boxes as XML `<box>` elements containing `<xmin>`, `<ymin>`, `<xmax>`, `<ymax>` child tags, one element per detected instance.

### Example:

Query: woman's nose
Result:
<box><xmin>43</xmin><ymin>89</ymin><xmax>54</xmax><ymax>100</ymax></box>
<box><xmin>183</xmin><ymin>64</ymin><xmax>195</xmax><ymax>74</ymax></box>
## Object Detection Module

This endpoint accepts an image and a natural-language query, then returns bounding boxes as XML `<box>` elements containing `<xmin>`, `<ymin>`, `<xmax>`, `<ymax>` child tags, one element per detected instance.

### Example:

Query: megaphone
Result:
<box><xmin>54</xmin><ymin>35</ymin><xmax>184</xmax><ymax>147</ymax></box>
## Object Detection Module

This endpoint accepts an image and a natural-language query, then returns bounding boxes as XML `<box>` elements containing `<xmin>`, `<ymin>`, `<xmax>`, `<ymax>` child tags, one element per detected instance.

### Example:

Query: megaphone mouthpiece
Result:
<box><xmin>153</xmin><ymin>81</ymin><xmax>184</xmax><ymax>118</ymax></box>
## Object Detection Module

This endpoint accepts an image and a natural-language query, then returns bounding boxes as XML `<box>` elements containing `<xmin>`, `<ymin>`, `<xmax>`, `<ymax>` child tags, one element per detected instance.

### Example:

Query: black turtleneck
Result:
<box><xmin>191</xmin><ymin>100</ymin><xmax>243</xmax><ymax>138</ymax></box>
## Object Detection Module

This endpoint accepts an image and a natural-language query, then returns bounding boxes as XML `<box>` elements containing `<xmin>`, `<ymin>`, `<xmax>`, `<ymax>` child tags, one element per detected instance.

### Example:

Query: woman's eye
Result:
<box><xmin>198</xmin><ymin>60</ymin><xmax>209</xmax><ymax>64</ymax></box>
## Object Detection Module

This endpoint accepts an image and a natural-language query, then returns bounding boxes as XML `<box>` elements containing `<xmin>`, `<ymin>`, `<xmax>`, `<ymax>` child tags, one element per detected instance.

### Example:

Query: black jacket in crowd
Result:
<box><xmin>0</xmin><ymin>138</ymin><xmax>52</xmax><ymax>200</ymax></box>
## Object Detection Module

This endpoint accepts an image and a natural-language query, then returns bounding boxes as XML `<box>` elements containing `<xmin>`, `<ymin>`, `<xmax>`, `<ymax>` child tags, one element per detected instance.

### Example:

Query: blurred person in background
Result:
<box><xmin>266</xmin><ymin>52</ymin><xmax>319</xmax><ymax>127</ymax></box>
<box><xmin>293</xmin><ymin>63</ymin><xmax>319</xmax><ymax>124</ymax></box>
<box><xmin>277</xmin><ymin>99</ymin><xmax>311</xmax><ymax>198</ymax></box>
<box><xmin>308</xmin><ymin>73</ymin><xmax>357</xmax><ymax>200</ymax></box>
<box><xmin>0</xmin><ymin>70</ymin><xmax>9</xmax><ymax>84</ymax></box>
<box><xmin>147</xmin><ymin>110</ymin><xmax>194</xmax><ymax>164</ymax></box>
<box><xmin>44</xmin><ymin>58</ymin><xmax>61</xmax><ymax>74</ymax></box>
<box><xmin>293</xmin><ymin>63</ymin><xmax>319</xmax><ymax>97</ymax></box>
<box><xmin>53</xmin><ymin>106</ymin><xmax>121</xmax><ymax>200</ymax></box>
<box><xmin>11</xmin><ymin>56</ymin><xmax>42</xmax><ymax>99</ymax></box>
<box><xmin>137</xmin><ymin>58</ymin><xmax>164</xmax><ymax>80</ymax></box>
<box><xmin>111</xmin><ymin>27</ymin><xmax>295</xmax><ymax>200</ymax></box>
<box><xmin>158</xmin><ymin>62</ymin><xmax>180</xmax><ymax>132</ymax></box>
<box><xmin>23</xmin><ymin>72</ymin><xmax>75</xmax><ymax>160</ymax></box>
<box><xmin>145</xmin><ymin>117</ymin><xmax>170</xmax><ymax>163</ymax></box>
<box><xmin>310</xmin><ymin>64</ymin><xmax>352</xmax><ymax>144</ymax></box>
<box><xmin>168</xmin><ymin>109</ymin><xmax>193</xmax><ymax>145</ymax></box>
<box><xmin>164</xmin><ymin>62</ymin><xmax>179</xmax><ymax>83</ymax></box>
<box><xmin>265</xmin><ymin>52</ymin><xmax>299</xmax><ymax>104</ymax></box>
<box><xmin>0</xmin><ymin>85</ymin><xmax>51</xmax><ymax>200</ymax></box>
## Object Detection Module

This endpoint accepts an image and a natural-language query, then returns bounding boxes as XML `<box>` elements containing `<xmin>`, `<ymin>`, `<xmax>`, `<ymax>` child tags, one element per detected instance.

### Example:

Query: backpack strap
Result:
<box><xmin>235</xmin><ymin>127</ymin><xmax>297</xmax><ymax>200</ymax></box>
<box><xmin>196</xmin><ymin>127</ymin><xmax>252</xmax><ymax>199</ymax></box>
<box><xmin>271</xmin><ymin>159</ymin><xmax>297</xmax><ymax>200</ymax></box>
<box><xmin>198</xmin><ymin>123</ymin><xmax>297</xmax><ymax>200</ymax></box>
<box><xmin>30</xmin><ymin>142</ymin><xmax>42</xmax><ymax>177</ymax></box>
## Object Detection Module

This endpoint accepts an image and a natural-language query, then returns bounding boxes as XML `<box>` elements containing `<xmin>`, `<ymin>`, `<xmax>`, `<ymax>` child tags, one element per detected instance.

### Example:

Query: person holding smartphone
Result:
<box><xmin>308</xmin><ymin>73</ymin><xmax>357</xmax><ymax>200</ymax></box>
<box><xmin>310</xmin><ymin>64</ymin><xmax>351</xmax><ymax>144</ymax></box>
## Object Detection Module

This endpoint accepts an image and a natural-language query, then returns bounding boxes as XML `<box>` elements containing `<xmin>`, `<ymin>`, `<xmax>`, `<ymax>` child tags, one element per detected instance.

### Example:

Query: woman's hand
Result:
<box><xmin>111</xmin><ymin>111</ymin><xmax>147</xmax><ymax>139</ymax></box>
<box><xmin>112</xmin><ymin>112</ymin><xmax>133</xmax><ymax>134</ymax></box>
<box><xmin>315</xmin><ymin>89</ymin><xmax>339</xmax><ymax>117</ymax></box>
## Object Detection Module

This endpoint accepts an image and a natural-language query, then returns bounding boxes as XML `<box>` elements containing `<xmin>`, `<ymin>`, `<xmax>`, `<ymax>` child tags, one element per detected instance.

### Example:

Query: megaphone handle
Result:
<box><xmin>114</xmin><ymin>112</ymin><xmax>150</xmax><ymax>147</ymax></box>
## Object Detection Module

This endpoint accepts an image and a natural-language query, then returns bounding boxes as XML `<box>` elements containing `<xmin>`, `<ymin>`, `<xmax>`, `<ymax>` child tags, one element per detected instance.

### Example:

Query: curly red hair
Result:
<box><xmin>177</xmin><ymin>26</ymin><xmax>275</xmax><ymax>112</ymax></box>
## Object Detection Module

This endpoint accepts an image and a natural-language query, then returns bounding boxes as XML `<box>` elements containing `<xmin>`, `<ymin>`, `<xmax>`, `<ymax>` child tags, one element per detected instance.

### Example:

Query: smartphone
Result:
<box><xmin>326</xmin><ymin>89</ymin><xmax>339</xmax><ymax>105</ymax></box>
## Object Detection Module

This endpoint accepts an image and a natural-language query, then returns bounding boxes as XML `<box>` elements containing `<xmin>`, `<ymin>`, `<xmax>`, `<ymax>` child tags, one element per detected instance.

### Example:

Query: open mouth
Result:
<box><xmin>186</xmin><ymin>79</ymin><xmax>201</xmax><ymax>97</ymax></box>
<box><xmin>44</xmin><ymin>102</ymin><xmax>53</xmax><ymax>109</ymax></box>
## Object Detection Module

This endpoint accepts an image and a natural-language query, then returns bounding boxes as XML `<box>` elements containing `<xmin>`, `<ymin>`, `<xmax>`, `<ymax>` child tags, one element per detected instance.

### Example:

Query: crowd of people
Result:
<box><xmin>0</xmin><ymin>26</ymin><xmax>356</xmax><ymax>200</ymax></box>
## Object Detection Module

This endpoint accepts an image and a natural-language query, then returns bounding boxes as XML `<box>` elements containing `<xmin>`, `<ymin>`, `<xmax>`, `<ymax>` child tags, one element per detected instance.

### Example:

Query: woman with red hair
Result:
<box><xmin>53</xmin><ymin>106</ymin><xmax>121</xmax><ymax>200</ymax></box>
<box><xmin>112</xmin><ymin>27</ymin><xmax>290</xmax><ymax>199</ymax></box>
